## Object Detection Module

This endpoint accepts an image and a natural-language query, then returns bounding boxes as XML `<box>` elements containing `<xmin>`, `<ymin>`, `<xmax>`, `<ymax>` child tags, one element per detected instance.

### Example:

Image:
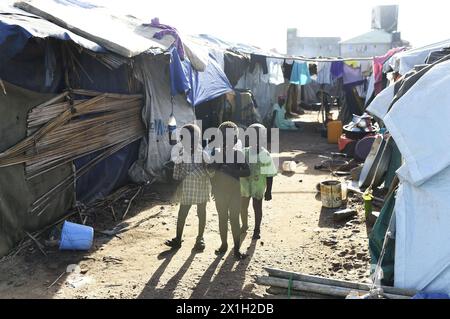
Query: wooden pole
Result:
<box><xmin>257</xmin><ymin>276</ymin><xmax>410</xmax><ymax>299</ymax></box>
<box><xmin>263</xmin><ymin>268</ymin><xmax>417</xmax><ymax>297</ymax></box>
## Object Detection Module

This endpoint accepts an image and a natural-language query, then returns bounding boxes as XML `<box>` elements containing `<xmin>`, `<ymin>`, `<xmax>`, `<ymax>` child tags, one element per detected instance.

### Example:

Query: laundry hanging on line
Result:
<box><xmin>290</xmin><ymin>61</ymin><xmax>311</xmax><ymax>85</ymax></box>
<box><xmin>330</xmin><ymin>61</ymin><xmax>344</xmax><ymax>80</ymax></box>
<box><xmin>343</xmin><ymin>63</ymin><xmax>363</xmax><ymax>85</ymax></box>
<box><xmin>317</xmin><ymin>61</ymin><xmax>333</xmax><ymax>84</ymax></box>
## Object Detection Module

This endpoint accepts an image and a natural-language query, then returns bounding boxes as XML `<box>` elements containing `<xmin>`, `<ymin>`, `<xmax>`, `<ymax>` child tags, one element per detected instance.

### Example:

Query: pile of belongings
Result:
<box><xmin>339</xmin><ymin>113</ymin><xmax>379</xmax><ymax>161</ymax></box>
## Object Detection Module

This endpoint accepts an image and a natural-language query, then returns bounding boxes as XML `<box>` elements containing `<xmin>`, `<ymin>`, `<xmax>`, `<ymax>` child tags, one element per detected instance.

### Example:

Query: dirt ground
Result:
<box><xmin>0</xmin><ymin>112</ymin><xmax>374</xmax><ymax>299</ymax></box>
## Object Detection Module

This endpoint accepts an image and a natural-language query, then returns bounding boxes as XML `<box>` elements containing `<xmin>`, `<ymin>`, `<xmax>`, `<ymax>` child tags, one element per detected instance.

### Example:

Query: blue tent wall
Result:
<box><xmin>0</xmin><ymin>38</ymin><xmax>66</xmax><ymax>93</ymax></box>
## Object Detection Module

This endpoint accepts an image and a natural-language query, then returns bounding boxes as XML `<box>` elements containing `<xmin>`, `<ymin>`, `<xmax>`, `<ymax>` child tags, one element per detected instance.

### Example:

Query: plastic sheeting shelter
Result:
<box><xmin>129</xmin><ymin>55</ymin><xmax>196</xmax><ymax>182</ymax></box>
<box><xmin>0</xmin><ymin>3</ymin><xmax>104</xmax><ymax>62</ymax></box>
<box><xmin>14</xmin><ymin>0</ymin><xmax>210</xmax><ymax>71</ymax></box>
<box><xmin>0</xmin><ymin>3</ymin><xmax>142</xmax><ymax>255</ymax></box>
<box><xmin>368</xmin><ymin>57</ymin><xmax>450</xmax><ymax>293</ymax></box>
<box><xmin>390</xmin><ymin>39</ymin><xmax>450</xmax><ymax>75</ymax></box>
<box><xmin>0</xmin><ymin>82</ymin><xmax>74</xmax><ymax>257</ymax></box>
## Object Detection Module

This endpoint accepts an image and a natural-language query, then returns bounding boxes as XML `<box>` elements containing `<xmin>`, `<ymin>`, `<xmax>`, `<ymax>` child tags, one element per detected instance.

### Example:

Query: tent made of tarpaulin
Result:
<box><xmin>390</xmin><ymin>38</ymin><xmax>450</xmax><ymax>75</ymax></box>
<box><xmin>0</xmin><ymin>2</ymin><xmax>104</xmax><ymax>63</ymax></box>
<box><xmin>129</xmin><ymin>54</ymin><xmax>196</xmax><ymax>182</ymax></box>
<box><xmin>185</xmin><ymin>53</ymin><xmax>233</xmax><ymax>106</ymax></box>
<box><xmin>372</xmin><ymin>57</ymin><xmax>450</xmax><ymax>293</ymax></box>
<box><xmin>0</xmin><ymin>82</ymin><xmax>74</xmax><ymax>257</ymax></box>
<box><xmin>13</xmin><ymin>0</ymin><xmax>209</xmax><ymax>71</ymax></box>
<box><xmin>0</xmin><ymin>5</ymin><xmax>146</xmax><ymax>257</ymax></box>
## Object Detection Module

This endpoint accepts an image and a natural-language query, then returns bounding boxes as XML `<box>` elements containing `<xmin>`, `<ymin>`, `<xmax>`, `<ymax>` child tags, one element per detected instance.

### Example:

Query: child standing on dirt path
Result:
<box><xmin>240</xmin><ymin>123</ymin><xmax>277</xmax><ymax>240</ymax></box>
<box><xmin>211</xmin><ymin>121</ymin><xmax>250</xmax><ymax>260</ymax></box>
<box><xmin>165</xmin><ymin>124</ymin><xmax>213</xmax><ymax>252</ymax></box>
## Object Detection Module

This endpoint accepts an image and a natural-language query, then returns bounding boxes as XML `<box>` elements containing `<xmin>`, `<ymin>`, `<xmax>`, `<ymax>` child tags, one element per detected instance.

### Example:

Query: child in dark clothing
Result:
<box><xmin>211</xmin><ymin>121</ymin><xmax>250</xmax><ymax>260</ymax></box>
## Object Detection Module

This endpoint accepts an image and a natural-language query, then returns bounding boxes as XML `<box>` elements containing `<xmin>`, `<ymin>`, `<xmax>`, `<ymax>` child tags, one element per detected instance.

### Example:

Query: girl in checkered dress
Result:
<box><xmin>165</xmin><ymin>124</ymin><xmax>213</xmax><ymax>251</ymax></box>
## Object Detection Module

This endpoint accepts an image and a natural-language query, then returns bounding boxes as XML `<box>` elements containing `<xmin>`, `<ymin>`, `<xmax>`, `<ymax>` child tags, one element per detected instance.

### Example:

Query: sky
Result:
<box><xmin>84</xmin><ymin>0</ymin><xmax>450</xmax><ymax>53</ymax></box>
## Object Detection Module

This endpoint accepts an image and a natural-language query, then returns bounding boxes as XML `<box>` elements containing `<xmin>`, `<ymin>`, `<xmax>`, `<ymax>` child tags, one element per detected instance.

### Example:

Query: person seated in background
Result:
<box><xmin>272</xmin><ymin>95</ymin><xmax>300</xmax><ymax>131</ymax></box>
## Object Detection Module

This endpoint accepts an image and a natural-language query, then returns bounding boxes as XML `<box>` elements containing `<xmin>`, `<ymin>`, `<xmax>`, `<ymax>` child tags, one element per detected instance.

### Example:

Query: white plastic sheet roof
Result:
<box><xmin>14</xmin><ymin>0</ymin><xmax>176</xmax><ymax>57</ymax></box>
<box><xmin>0</xmin><ymin>2</ymin><xmax>104</xmax><ymax>52</ymax></box>
<box><xmin>391</xmin><ymin>39</ymin><xmax>450</xmax><ymax>75</ymax></box>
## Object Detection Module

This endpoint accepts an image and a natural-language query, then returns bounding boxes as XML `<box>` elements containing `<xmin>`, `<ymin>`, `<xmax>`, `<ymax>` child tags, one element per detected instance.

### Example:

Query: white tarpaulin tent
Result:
<box><xmin>129</xmin><ymin>55</ymin><xmax>196</xmax><ymax>182</ymax></box>
<box><xmin>377</xmin><ymin>59</ymin><xmax>450</xmax><ymax>293</ymax></box>
<box><xmin>391</xmin><ymin>39</ymin><xmax>450</xmax><ymax>75</ymax></box>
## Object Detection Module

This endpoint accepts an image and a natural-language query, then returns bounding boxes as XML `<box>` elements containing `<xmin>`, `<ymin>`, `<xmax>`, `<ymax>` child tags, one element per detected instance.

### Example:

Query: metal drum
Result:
<box><xmin>320</xmin><ymin>180</ymin><xmax>343</xmax><ymax>208</ymax></box>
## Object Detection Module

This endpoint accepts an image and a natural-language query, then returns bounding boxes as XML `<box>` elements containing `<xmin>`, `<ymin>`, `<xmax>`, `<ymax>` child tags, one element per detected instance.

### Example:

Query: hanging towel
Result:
<box><xmin>290</xmin><ymin>61</ymin><xmax>311</xmax><ymax>85</ymax></box>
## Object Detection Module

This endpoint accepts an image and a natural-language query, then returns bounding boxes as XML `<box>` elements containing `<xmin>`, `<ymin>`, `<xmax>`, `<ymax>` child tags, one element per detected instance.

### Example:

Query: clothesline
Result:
<box><xmin>186</xmin><ymin>37</ymin><xmax>374</xmax><ymax>63</ymax></box>
<box><xmin>232</xmin><ymin>50</ymin><xmax>374</xmax><ymax>63</ymax></box>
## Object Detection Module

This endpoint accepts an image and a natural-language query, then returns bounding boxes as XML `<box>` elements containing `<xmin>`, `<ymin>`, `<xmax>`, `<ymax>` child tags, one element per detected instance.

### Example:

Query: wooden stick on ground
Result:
<box><xmin>25</xmin><ymin>231</ymin><xmax>47</xmax><ymax>257</ymax></box>
<box><xmin>257</xmin><ymin>276</ymin><xmax>410</xmax><ymax>299</ymax></box>
<box><xmin>47</xmin><ymin>271</ymin><xmax>66</xmax><ymax>289</ymax></box>
<box><xmin>264</xmin><ymin>267</ymin><xmax>417</xmax><ymax>297</ymax></box>
<box><xmin>122</xmin><ymin>186</ymin><xmax>143</xmax><ymax>220</ymax></box>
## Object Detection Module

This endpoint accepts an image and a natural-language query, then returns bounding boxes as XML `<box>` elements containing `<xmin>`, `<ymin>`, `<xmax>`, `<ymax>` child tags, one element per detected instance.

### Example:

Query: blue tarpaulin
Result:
<box><xmin>169</xmin><ymin>47</ymin><xmax>232</xmax><ymax>106</ymax></box>
<box><xmin>186</xmin><ymin>53</ymin><xmax>232</xmax><ymax>106</ymax></box>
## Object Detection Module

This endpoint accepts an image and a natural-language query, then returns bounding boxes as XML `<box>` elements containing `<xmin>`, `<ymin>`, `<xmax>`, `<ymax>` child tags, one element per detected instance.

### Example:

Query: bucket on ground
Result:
<box><xmin>282</xmin><ymin>161</ymin><xmax>297</xmax><ymax>172</ymax></box>
<box><xmin>320</xmin><ymin>180</ymin><xmax>342</xmax><ymax>208</ymax></box>
<box><xmin>59</xmin><ymin>221</ymin><xmax>94</xmax><ymax>251</ymax></box>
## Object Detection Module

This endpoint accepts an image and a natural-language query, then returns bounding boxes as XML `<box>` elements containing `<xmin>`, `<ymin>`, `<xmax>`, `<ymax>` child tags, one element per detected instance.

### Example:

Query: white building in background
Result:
<box><xmin>340</xmin><ymin>5</ymin><xmax>408</xmax><ymax>58</ymax></box>
<box><xmin>287</xmin><ymin>5</ymin><xmax>409</xmax><ymax>58</ymax></box>
<box><xmin>339</xmin><ymin>29</ymin><xmax>404</xmax><ymax>58</ymax></box>
<box><xmin>287</xmin><ymin>28</ymin><xmax>341</xmax><ymax>57</ymax></box>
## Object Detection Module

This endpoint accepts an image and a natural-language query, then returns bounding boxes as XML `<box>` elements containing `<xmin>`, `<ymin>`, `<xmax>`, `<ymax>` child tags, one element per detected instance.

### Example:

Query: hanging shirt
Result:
<box><xmin>330</xmin><ymin>61</ymin><xmax>344</xmax><ymax>79</ymax></box>
<box><xmin>290</xmin><ymin>61</ymin><xmax>311</xmax><ymax>85</ymax></box>
<box><xmin>267</xmin><ymin>58</ymin><xmax>285</xmax><ymax>85</ymax></box>
<box><xmin>317</xmin><ymin>62</ymin><xmax>332</xmax><ymax>84</ymax></box>
<box><xmin>250</xmin><ymin>54</ymin><xmax>269</xmax><ymax>74</ymax></box>
<box><xmin>282</xmin><ymin>60</ymin><xmax>293</xmax><ymax>80</ymax></box>
<box><xmin>343</xmin><ymin>63</ymin><xmax>363</xmax><ymax>85</ymax></box>
<box><xmin>373</xmin><ymin>47</ymin><xmax>406</xmax><ymax>94</ymax></box>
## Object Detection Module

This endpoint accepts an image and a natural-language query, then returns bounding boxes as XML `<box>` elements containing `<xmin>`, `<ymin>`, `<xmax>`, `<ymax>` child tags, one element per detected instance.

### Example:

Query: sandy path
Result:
<box><xmin>0</xmin><ymin>115</ymin><xmax>371</xmax><ymax>299</ymax></box>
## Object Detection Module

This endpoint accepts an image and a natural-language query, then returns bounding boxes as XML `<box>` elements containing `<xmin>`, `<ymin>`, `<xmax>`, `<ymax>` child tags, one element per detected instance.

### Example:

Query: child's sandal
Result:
<box><xmin>194</xmin><ymin>238</ymin><xmax>205</xmax><ymax>251</ymax></box>
<box><xmin>165</xmin><ymin>238</ymin><xmax>182</xmax><ymax>249</ymax></box>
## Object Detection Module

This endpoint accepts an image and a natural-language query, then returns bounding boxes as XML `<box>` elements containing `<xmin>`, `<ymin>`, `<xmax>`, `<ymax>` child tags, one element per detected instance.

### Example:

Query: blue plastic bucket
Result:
<box><xmin>59</xmin><ymin>221</ymin><xmax>94</xmax><ymax>251</ymax></box>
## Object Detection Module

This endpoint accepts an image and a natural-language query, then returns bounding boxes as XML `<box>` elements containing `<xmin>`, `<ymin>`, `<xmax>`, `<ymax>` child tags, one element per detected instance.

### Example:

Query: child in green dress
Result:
<box><xmin>240</xmin><ymin>124</ymin><xmax>278</xmax><ymax>240</ymax></box>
